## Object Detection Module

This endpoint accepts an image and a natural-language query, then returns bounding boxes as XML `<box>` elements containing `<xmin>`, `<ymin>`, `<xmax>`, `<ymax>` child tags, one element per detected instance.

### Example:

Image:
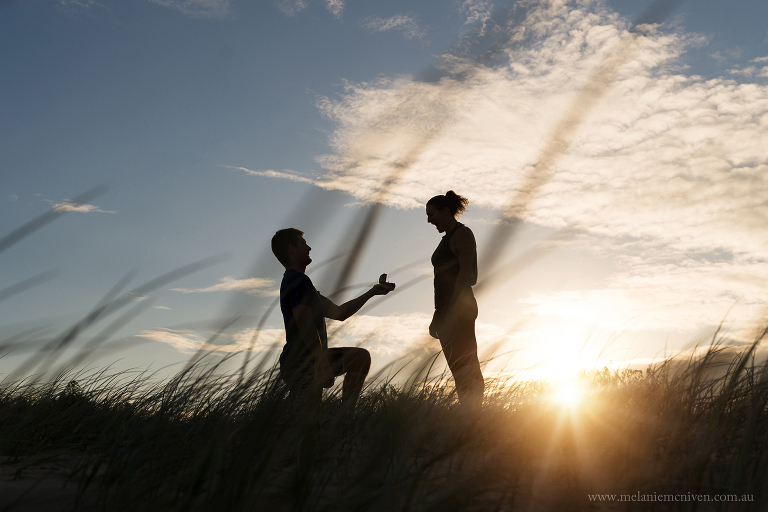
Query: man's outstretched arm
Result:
<box><xmin>322</xmin><ymin>282</ymin><xmax>395</xmax><ymax>321</ymax></box>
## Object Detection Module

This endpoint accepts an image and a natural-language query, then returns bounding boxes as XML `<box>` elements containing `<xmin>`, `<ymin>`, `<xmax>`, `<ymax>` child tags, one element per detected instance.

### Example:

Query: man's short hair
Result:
<box><xmin>271</xmin><ymin>228</ymin><xmax>304</xmax><ymax>267</ymax></box>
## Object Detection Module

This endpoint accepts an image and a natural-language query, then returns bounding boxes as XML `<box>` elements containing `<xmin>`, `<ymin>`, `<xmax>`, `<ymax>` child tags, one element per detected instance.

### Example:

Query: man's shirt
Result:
<box><xmin>279</xmin><ymin>269</ymin><xmax>328</xmax><ymax>366</ymax></box>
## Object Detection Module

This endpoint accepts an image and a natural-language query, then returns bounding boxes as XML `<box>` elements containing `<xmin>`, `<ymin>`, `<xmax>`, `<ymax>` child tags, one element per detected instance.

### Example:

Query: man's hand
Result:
<box><xmin>322</xmin><ymin>275</ymin><xmax>396</xmax><ymax>321</ymax></box>
<box><xmin>372</xmin><ymin>273</ymin><xmax>395</xmax><ymax>295</ymax></box>
<box><xmin>371</xmin><ymin>282</ymin><xmax>395</xmax><ymax>295</ymax></box>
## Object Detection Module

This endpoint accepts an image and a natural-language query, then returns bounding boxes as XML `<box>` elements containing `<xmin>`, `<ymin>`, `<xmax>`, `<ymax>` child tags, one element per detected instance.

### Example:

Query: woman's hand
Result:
<box><xmin>429</xmin><ymin>312</ymin><xmax>440</xmax><ymax>339</ymax></box>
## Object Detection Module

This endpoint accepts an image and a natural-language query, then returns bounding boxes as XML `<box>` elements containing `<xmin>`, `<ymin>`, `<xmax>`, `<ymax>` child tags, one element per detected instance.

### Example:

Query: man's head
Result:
<box><xmin>271</xmin><ymin>228</ymin><xmax>311</xmax><ymax>268</ymax></box>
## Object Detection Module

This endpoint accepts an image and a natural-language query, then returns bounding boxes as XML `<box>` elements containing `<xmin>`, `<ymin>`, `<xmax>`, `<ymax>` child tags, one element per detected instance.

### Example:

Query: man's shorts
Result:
<box><xmin>279</xmin><ymin>347</ymin><xmax>371</xmax><ymax>394</ymax></box>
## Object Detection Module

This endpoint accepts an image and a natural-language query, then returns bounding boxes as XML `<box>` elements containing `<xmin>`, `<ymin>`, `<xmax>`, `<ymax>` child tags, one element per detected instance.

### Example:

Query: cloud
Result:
<box><xmin>314</xmin><ymin>2</ymin><xmax>768</xmax><ymax>248</ymax></box>
<box><xmin>224</xmin><ymin>165</ymin><xmax>315</xmax><ymax>184</ymax></box>
<box><xmin>521</xmin><ymin>251</ymin><xmax>768</xmax><ymax>338</ymax></box>
<box><xmin>56</xmin><ymin>0</ymin><xmax>99</xmax><ymax>9</ymax></box>
<box><xmin>126</xmin><ymin>293</ymin><xmax>151</xmax><ymax>302</ymax></box>
<box><xmin>364</xmin><ymin>15</ymin><xmax>427</xmax><ymax>41</ymax></box>
<box><xmin>298</xmin><ymin>0</ymin><xmax>768</xmax><ymax>344</ymax></box>
<box><xmin>710</xmin><ymin>47</ymin><xmax>742</xmax><ymax>64</ymax></box>
<box><xmin>135</xmin><ymin>327</ymin><xmax>284</xmax><ymax>354</ymax></box>
<box><xmin>45</xmin><ymin>200</ymin><xmax>115</xmax><ymax>213</ymax></box>
<box><xmin>322</xmin><ymin>313</ymin><xmax>513</xmax><ymax>381</ymax></box>
<box><xmin>458</xmin><ymin>0</ymin><xmax>493</xmax><ymax>26</ymax></box>
<box><xmin>154</xmin><ymin>306</ymin><xmax>171</xmax><ymax>310</ymax></box>
<box><xmin>729</xmin><ymin>66</ymin><xmax>757</xmax><ymax>77</ymax></box>
<box><xmin>148</xmin><ymin>0</ymin><xmax>230</xmax><ymax>18</ymax></box>
<box><xmin>137</xmin><ymin>314</ymin><xmax>511</xmax><ymax>377</ymax></box>
<box><xmin>136</xmin><ymin>329</ymin><xmax>207</xmax><ymax>353</ymax></box>
<box><xmin>727</xmin><ymin>55</ymin><xmax>768</xmax><ymax>78</ymax></box>
<box><xmin>326</xmin><ymin>313</ymin><xmax>433</xmax><ymax>360</ymax></box>
<box><xmin>172</xmin><ymin>276</ymin><xmax>277</xmax><ymax>296</ymax></box>
<box><xmin>324</xmin><ymin>0</ymin><xmax>343</xmax><ymax>19</ymax></box>
<box><xmin>277</xmin><ymin>0</ymin><xmax>307</xmax><ymax>16</ymax></box>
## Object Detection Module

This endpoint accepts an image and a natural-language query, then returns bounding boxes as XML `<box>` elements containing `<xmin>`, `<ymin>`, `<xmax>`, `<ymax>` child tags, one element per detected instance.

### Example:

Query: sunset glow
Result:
<box><xmin>553</xmin><ymin>380</ymin><xmax>584</xmax><ymax>409</ymax></box>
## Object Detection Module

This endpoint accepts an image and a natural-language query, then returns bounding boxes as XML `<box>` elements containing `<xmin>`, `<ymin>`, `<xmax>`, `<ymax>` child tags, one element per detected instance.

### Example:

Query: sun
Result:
<box><xmin>552</xmin><ymin>380</ymin><xmax>583</xmax><ymax>408</ymax></box>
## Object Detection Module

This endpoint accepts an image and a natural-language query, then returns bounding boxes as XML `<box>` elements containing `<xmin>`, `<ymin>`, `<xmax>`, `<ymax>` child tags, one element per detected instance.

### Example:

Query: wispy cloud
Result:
<box><xmin>148</xmin><ymin>0</ymin><xmax>231</xmax><ymax>19</ymax></box>
<box><xmin>44</xmin><ymin>199</ymin><xmax>115</xmax><ymax>214</ymax></box>
<box><xmin>126</xmin><ymin>292</ymin><xmax>151</xmax><ymax>302</ymax></box>
<box><xmin>224</xmin><ymin>165</ymin><xmax>315</xmax><ymax>184</ymax></box>
<box><xmin>172</xmin><ymin>276</ymin><xmax>276</xmax><ymax>295</ymax></box>
<box><xmin>136</xmin><ymin>327</ymin><xmax>283</xmax><ymax>354</ymax></box>
<box><xmin>57</xmin><ymin>0</ymin><xmax>99</xmax><ymax>9</ymax></box>
<box><xmin>364</xmin><ymin>14</ymin><xmax>427</xmax><ymax>41</ymax></box>
<box><xmin>154</xmin><ymin>306</ymin><xmax>171</xmax><ymax>310</ymax></box>
<box><xmin>458</xmin><ymin>0</ymin><xmax>493</xmax><ymax>26</ymax></box>
<box><xmin>729</xmin><ymin>66</ymin><xmax>757</xmax><ymax>77</ymax></box>
<box><xmin>136</xmin><ymin>314</ymin><xmax>510</xmax><ymax>374</ymax></box>
<box><xmin>277</xmin><ymin>0</ymin><xmax>307</xmax><ymax>16</ymax></box>
<box><xmin>324</xmin><ymin>0</ymin><xmax>343</xmax><ymax>19</ymax></box>
<box><xmin>710</xmin><ymin>47</ymin><xmax>742</xmax><ymax>64</ymax></box>
<box><xmin>730</xmin><ymin>56</ymin><xmax>768</xmax><ymax>77</ymax></box>
<box><xmin>136</xmin><ymin>329</ymin><xmax>206</xmax><ymax>353</ymax></box>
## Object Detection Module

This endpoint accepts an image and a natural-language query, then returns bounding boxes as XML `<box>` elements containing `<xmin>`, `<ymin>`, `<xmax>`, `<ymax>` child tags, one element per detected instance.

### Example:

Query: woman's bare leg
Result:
<box><xmin>440</xmin><ymin>317</ymin><xmax>484</xmax><ymax>408</ymax></box>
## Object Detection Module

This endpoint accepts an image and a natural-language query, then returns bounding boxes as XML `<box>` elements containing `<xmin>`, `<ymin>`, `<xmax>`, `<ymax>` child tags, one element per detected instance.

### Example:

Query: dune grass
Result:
<box><xmin>1</xmin><ymin>326</ymin><xmax>767</xmax><ymax>511</ymax></box>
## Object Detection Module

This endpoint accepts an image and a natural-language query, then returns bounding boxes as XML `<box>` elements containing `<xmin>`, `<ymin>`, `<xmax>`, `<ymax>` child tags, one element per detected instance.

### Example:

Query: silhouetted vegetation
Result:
<box><xmin>2</xmin><ymin>327</ymin><xmax>767</xmax><ymax>511</ymax></box>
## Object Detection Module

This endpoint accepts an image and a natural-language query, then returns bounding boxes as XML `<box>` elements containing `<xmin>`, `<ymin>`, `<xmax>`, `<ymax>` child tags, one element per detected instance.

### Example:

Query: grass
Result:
<box><xmin>2</xmin><ymin>326</ymin><xmax>768</xmax><ymax>511</ymax></box>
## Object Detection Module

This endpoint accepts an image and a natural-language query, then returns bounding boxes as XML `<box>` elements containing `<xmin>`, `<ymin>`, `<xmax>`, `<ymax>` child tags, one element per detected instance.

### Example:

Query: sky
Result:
<box><xmin>1</xmin><ymin>0</ymin><xmax>768</xmax><ymax>382</ymax></box>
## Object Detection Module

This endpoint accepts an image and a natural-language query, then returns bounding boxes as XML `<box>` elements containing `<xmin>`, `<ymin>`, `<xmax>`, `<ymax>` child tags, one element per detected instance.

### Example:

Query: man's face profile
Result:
<box><xmin>289</xmin><ymin>236</ymin><xmax>312</xmax><ymax>267</ymax></box>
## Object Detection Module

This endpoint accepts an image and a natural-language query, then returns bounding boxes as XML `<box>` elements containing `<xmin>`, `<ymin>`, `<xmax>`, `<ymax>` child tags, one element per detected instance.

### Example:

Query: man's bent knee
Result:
<box><xmin>350</xmin><ymin>348</ymin><xmax>371</xmax><ymax>373</ymax></box>
<box><xmin>344</xmin><ymin>347</ymin><xmax>371</xmax><ymax>374</ymax></box>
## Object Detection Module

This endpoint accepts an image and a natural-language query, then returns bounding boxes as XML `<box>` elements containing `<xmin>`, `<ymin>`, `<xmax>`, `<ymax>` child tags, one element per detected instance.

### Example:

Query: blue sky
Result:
<box><xmin>2</xmin><ymin>0</ymin><xmax>768</xmax><ymax>380</ymax></box>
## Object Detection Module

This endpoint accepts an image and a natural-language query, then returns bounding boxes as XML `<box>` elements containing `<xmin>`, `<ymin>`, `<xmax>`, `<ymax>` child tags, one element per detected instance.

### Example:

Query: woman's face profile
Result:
<box><xmin>426</xmin><ymin>204</ymin><xmax>453</xmax><ymax>233</ymax></box>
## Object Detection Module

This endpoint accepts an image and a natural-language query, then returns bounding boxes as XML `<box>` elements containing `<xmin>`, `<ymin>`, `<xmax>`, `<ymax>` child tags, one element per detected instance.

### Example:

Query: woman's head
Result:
<box><xmin>426</xmin><ymin>191</ymin><xmax>469</xmax><ymax>233</ymax></box>
<box><xmin>427</xmin><ymin>191</ymin><xmax>469</xmax><ymax>216</ymax></box>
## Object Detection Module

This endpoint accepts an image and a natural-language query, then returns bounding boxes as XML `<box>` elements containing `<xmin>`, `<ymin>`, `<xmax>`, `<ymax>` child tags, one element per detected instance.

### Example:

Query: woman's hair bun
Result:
<box><xmin>427</xmin><ymin>190</ymin><xmax>469</xmax><ymax>216</ymax></box>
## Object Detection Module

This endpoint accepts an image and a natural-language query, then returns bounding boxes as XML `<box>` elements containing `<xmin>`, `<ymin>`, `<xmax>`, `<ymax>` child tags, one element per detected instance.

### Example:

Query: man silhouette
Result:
<box><xmin>271</xmin><ymin>228</ymin><xmax>395</xmax><ymax>409</ymax></box>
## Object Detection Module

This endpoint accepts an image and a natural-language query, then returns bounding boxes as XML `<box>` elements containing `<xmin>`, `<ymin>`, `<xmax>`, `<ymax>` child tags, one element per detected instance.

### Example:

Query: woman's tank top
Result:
<box><xmin>431</xmin><ymin>222</ymin><xmax>478</xmax><ymax>312</ymax></box>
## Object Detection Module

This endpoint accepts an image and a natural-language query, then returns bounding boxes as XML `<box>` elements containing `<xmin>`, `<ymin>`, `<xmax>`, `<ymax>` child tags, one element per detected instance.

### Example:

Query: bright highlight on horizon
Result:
<box><xmin>553</xmin><ymin>380</ymin><xmax>583</xmax><ymax>409</ymax></box>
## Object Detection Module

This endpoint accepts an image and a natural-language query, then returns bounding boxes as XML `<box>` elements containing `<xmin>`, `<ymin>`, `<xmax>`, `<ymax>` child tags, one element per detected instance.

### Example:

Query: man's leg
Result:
<box><xmin>280</xmin><ymin>360</ymin><xmax>323</xmax><ymax>475</ymax></box>
<box><xmin>327</xmin><ymin>347</ymin><xmax>371</xmax><ymax>408</ymax></box>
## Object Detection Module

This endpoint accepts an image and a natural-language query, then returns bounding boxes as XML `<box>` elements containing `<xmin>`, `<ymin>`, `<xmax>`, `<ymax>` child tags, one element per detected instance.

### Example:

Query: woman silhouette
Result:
<box><xmin>426</xmin><ymin>191</ymin><xmax>484</xmax><ymax>407</ymax></box>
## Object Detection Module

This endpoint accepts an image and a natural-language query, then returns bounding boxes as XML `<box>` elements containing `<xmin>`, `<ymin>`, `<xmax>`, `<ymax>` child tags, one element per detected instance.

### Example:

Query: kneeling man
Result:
<box><xmin>271</xmin><ymin>228</ymin><xmax>395</xmax><ymax>409</ymax></box>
